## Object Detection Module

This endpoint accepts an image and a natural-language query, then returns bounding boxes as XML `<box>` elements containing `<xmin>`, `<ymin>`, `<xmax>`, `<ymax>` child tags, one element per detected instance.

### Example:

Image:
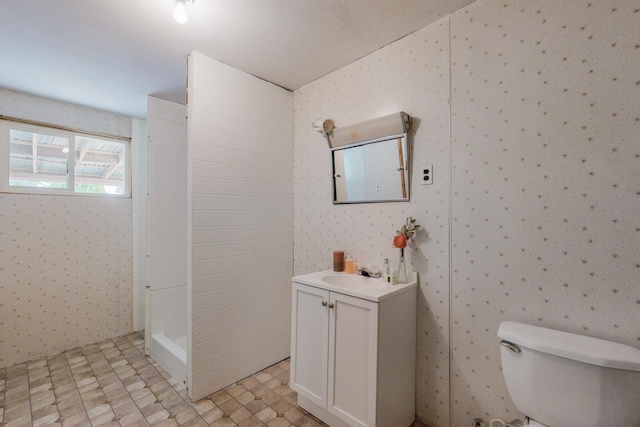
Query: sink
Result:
<box><xmin>321</xmin><ymin>273</ymin><xmax>388</xmax><ymax>290</ymax></box>
<box><xmin>293</xmin><ymin>269</ymin><xmax>417</xmax><ymax>302</ymax></box>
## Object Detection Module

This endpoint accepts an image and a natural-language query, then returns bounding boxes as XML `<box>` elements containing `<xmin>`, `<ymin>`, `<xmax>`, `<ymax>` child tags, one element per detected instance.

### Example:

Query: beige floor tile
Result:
<box><xmin>224</xmin><ymin>384</ymin><xmax>248</xmax><ymax>398</ymax></box>
<box><xmin>132</xmin><ymin>392</ymin><xmax>156</xmax><ymax>409</ymax></box>
<box><xmin>113</xmin><ymin>401</ymin><xmax>138</xmax><ymax>418</ymax></box>
<box><xmin>58</xmin><ymin>401</ymin><xmax>86</xmax><ymax>418</ymax></box>
<box><xmin>264</xmin><ymin>366</ymin><xmax>284</xmax><ymax>378</ymax></box>
<box><xmin>31</xmin><ymin>402</ymin><xmax>58</xmax><ymax>421</ymax></box>
<box><xmin>260</xmin><ymin>391</ymin><xmax>281</xmax><ymax>406</ymax></box>
<box><xmin>283</xmin><ymin>393</ymin><xmax>297</xmax><ymax>406</ymax></box>
<box><xmin>238</xmin><ymin>415</ymin><xmax>265</xmax><ymax>427</ymax></box>
<box><xmin>118</xmin><ymin>409</ymin><xmax>144</xmax><ymax>426</ymax></box>
<box><xmin>200</xmin><ymin>407</ymin><xmax>224</xmax><ymax>424</ymax></box>
<box><xmin>181</xmin><ymin>417</ymin><xmax>208</xmax><ymax>427</ymax></box>
<box><xmin>230</xmin><ymin>406</ymin><xmax>252</xmax><ymax>424</ymax></box>
<box><xmin>191</xmin><ymin>399</ymin><xmax>216</xmax><ymax>415</ymax></box>
<box><xmin>174</xmin><ymin>407</ymin><xmax>199</xmax><ymax>424</ymax></box>
<box><xmin>30</xmin><ymin>392</ymin><xmax>55</xmax><ymax>411</ymax></box>
<box><xmin>255</xmin><ymin>407</ymin><xmax>277</xmax><ymax>424</ymax></box>
<box><xmin>274</xmin><ymin>372</ymin><xmax>290</xmax><ymax>385</ymax></box>
<box><xmin>263</xmin><ymin>378</ymin><xmax>281</xmax><ymax>390</ymax></box>
<box><xmin>86</xmin><ymin>403</ymin><xmax>112</xmax><ymax>419</ymax></box>
<box><xmin>89</xmin><ymin>409</ymin><xmax>116</xmax><ymax>426</ymax></box>
<box><xmin>154</xmin><ymin>419</ymin><xmax>180</xmax><ymax>427</ymax></box>
<box><xmin>273</xmin><ymin>385</ymin><xmax>293</xmax><ymax>398</ymax></box>
<box><xmin>61</xmin><ymin>410</ymin><xmax>89</xmax><ymax>426</ymax></box>
<box><xmin>164</xmin><ymin>398</ymin><xmax>191</xmax><ymax>416</ymax></box>
<box><xmin>217</xmin><ymin>399</ymin><xmax>242</xmax><ymax>416</ymax></box>
<box><xmin>210</xmin><ymin>418</ymin><xmax>236</xmax><ymax>427</ymax></box>
<box><xmin>139</xmin><ymin>402</ymin><xmax>165</xmax><ymax>418</ymax></box>
<box><xmin>209</xmin><ymin>390</ymin><xmax>232</xmax><ymax>406</ymax></box>
<box><xmin>240</xmin><ymin>377</ymin><xmax>260</xmax><ymax>390</ymax></box>
<box><xmin>269</xmin><ymin>398</ymin><xmax>293</xmax><ymax>416</ymax></box>
<box><xmin>109</xmin><ymin>393</ymin><xmax>134</xmax><ymax>409</ymax></box>
<box><xmin>236</xmin><ymin>390</ymin><xmax>256</xmax><ymax>406</ymax></box>
<box><xmin>244</xmin><ymin>399</ymin><xmax>267</xmax><ymax>415</ymax></box>
<box><xmin>32</xmin><ymin>410</ymin><xmax>61</xmax><ymax>427</ymax></box>
<box><xmin>250</xmin><ymin>384</ymin><xmax>270</xmax><ymax>400</ymax></box>
<box><xmin>253</xmin><ymin>373</ymin><xmax>272</xmax><ymax>384</ymax></box>
<box><xmin>0</xmin><ymin>333</ymin><xmax>331</xmax><ymax>427</ymax></box>
<box><xmin>144</xmin><ymin>407</ymin><xmax>170</xmax><ymax>424</ymax></box>
<box><xmin>283</xmin><ymin>406</ymin><xmax>305</xmax><ymax>424</ymax></box>
<box><xmin>4</xmin><ymin>404</ymin><xmax>31</xmax><ymax>422</ymax></box>
<box><xmin>267</xmin><ymin>417</ymin><xmax>292</xmax><ymax>427</ymax></box>
<box><xmin>293</xmin><ymin>415</ymin><xmax>320</xmax><ymax>427</ymax></box>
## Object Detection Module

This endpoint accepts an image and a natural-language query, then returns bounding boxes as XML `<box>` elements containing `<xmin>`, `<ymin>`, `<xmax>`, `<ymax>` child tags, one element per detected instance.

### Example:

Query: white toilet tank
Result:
<box><xmin>498</xmin><ymin>321</ymin><xmax>640</xmax><ymax>427</ymax></box>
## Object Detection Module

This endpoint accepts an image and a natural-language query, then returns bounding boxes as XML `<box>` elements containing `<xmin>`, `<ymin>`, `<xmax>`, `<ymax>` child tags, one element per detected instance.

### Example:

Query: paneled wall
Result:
<box><xmin>0</xmin><ymin>88</ymin><xmax>133</xmax><ymax>367</ymax></box>
<box><xmin>293</xmin><ymin>1</ymin><xmax>640</xmax><ymax>425</ymax></box>
<box><xmin>187</xmin><ymin>52</ymin><xmax>294</xmax><ymax>400</ymax></box>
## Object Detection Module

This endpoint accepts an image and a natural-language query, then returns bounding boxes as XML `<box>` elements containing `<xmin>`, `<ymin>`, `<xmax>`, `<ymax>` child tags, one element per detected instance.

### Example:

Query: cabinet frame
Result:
<box><xmin>290</xmin><ymin>283</ymin><xmax>329</xmax><ymax>408</ymax></box>
<box><xmin>291</xmin><ymin>279</ymin><xmax>416</xmax><ymax>427</ymax></box>
<box><xmin>327</xmin><ymin>292</ymin><xmax>378</xmax><ymax>427</ymax></box>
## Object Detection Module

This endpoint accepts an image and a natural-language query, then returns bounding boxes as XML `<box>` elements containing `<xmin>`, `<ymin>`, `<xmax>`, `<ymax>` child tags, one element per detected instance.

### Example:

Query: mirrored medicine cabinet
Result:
<box><xmin>328</xmin><ymin>112</ymin><xmax>411</xmax><ymax>204</ymax></box>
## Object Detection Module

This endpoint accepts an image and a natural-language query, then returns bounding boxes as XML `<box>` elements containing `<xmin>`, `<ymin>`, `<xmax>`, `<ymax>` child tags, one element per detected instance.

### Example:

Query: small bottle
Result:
<box><xmin>345</xmin><ymin>254</ymin><xmax>355</xmax><ymax>274</ymax></box>
<box><xmin>383</xmin><ymin>258</ymin><xmax>390</xmax><ymax>282</ymax></box>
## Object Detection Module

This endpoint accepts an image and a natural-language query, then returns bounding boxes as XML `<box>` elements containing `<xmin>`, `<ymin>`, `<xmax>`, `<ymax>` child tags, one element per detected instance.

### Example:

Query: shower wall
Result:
<box><xmin>187</xmin><ymin>52</ymin><xmax>294</xmax><ymax>400</ymax></box>
<box><xmin>147</xmin><ymin>96</ymin><xmax>188</xmax><ymax>386</ymax></box>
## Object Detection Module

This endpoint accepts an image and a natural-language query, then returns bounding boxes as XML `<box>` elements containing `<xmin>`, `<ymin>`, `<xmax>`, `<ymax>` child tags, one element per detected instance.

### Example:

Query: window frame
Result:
<box><xmin>1</xmin><ymin>119</ymin><xmax>131</xmax><ymax>197</ymax></box>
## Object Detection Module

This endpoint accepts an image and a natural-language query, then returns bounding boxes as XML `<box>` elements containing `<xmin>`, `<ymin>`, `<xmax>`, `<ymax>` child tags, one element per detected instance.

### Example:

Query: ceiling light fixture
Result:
<box><xmin>173</xmin><ymin>0</ymin><xmax>191</xmax><ymax>24</ymax></box>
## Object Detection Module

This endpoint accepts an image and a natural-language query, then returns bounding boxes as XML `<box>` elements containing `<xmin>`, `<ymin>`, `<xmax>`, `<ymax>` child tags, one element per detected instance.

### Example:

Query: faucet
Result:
<box><xmin>358</xmin><ymin>265</ymin><xmax>382</xmax><ymax>278</ymax></box>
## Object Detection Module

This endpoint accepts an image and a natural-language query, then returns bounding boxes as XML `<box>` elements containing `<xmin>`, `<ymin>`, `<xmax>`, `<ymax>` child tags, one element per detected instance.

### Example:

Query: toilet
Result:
<box><xmin>498</xmin><ymin>321</ymin><xmax>640</xmax><ymax>427</ymax></box>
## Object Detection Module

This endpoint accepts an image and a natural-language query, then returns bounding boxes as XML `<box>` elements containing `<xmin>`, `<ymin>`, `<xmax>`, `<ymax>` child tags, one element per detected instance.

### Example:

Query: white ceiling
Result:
<box><xmin>0</xmin><ymin>0</ymin><xmax>474</xmax><ymax>118</ymax></box>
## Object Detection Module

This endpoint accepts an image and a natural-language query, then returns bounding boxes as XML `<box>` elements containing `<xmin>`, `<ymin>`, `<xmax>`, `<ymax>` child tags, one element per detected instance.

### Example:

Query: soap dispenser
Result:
<box><xmin>383</xmin><ymin>258</ymin><xmax>390</xmax><ymax>281</ymax></box>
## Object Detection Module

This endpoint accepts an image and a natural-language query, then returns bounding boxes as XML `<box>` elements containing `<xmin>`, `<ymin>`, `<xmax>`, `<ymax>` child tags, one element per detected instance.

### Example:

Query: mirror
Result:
<box><xmin>332</xmin><ymin>134</ymin><xmax>409</xmax><ymax>204</ymax></box>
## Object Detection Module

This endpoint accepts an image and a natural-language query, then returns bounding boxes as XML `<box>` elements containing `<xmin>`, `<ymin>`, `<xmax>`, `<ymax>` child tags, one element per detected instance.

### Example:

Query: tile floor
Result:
<box><xmin>0</xmin><ymin>332</ymin><xmax>427</xmax><ymax>427</ymax></box>
<box><xmin>0</xmin><ymin>332</ymin><xmax>329</xmax><ymax>427</ymax></box>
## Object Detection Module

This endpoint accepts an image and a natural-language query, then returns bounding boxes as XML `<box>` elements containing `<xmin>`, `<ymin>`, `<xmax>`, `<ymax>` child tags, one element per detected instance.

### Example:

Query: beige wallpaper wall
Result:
<box><xmin>0</xmin><ymin>89</ymin><xmax>133</xmax><ymax>368</ymax></box>
<box><xmin>449</xmin><ymin>1</ymin><xmax>640</xmax><ymax>425</ymax></box>
<box><xmin>188</xmin><ymin>52</ymin><xmax>294</xmax><ymax>400</ymax></box>
<box><xmin>293</xmin><ymin>1</ymin><xmax>640</xmax><ymax>425</ymax></box>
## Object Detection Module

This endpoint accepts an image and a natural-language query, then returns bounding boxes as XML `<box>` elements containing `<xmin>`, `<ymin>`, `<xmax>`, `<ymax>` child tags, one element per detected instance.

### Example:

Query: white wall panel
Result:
<box><xmin>188</xmin><ymin>52</ymin><xmax>294</xmax><ymax>400</ymax></box>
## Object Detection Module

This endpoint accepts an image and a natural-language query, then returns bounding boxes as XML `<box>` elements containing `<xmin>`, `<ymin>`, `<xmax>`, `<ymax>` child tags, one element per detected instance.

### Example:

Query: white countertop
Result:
<box><xmin>292</xmin><ymin>269</ymin><xmax>418</xmax><ymax>302</ymax></box>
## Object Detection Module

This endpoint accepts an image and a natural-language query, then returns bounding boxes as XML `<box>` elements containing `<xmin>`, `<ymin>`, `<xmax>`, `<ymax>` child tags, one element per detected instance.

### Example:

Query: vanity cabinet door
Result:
<box><xmin>328</xmin><ymin>292</ymin><xmax>378</xmax><ymax>427</ymax></box>
<box><xmin>290</xmin><ymin>283</ymin><xmax>330</xmax><ymax>408</ymax></box>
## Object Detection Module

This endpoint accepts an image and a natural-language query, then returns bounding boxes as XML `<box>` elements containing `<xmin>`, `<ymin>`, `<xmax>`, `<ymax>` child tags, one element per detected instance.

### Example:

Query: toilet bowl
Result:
<box><xmin>498</xmin><ymin>321</ymin><xmax>640</xmax><ymax>427</ymax></box>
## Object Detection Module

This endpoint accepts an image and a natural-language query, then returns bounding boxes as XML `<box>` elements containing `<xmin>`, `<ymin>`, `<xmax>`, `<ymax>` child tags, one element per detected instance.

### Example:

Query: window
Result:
<box><xmin>2</xmin><ymin>120</ymin><xmax>130</xmax><ymax>196</ymax></box>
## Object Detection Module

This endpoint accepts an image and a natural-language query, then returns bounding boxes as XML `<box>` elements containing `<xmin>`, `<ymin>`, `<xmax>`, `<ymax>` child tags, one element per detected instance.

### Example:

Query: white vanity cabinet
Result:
<box><xmin>291</xmin><ymin>270</ymin><xmax>417</xmax><ymax>427</ymax></box>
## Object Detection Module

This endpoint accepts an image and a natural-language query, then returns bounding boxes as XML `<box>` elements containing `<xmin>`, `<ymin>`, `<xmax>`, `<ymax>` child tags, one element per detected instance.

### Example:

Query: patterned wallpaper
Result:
<box><xmin>188</xmin><ymin>52</ymin><xmax>294</xmax><ymax>400</ymax></box>
<box><xmin>0</xmin><ymin>90</ymin><xmax>133</xmax><ymax>368</ymax></box>
<box><xmin>0</xmin><ymin>195</ymin><xmax>132</xmax><ymax>367</ymax></box>
<box><xmin>0</xmin><ymin>88</ymin><xmax>132</xmax><ymax>138</ymax></box>
<box><xmin>294</xmin><ymin>0</ymin><xmax>640</xmax><ymax>426</ymax></box>
<box><xmin>449</xmin><ymin>1</ymin><xmax>640</xmax><ymax>424</ymax></box>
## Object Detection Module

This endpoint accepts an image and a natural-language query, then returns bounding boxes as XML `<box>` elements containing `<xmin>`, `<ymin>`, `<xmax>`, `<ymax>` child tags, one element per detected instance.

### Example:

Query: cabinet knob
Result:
<box><xmin>322</xmin><ymin>301</ymin><xmax>327</xmax><ymax>306</ymax></box>
<box><xmin>329</xmin><ymin>303</ymin><xmax>334</xmax><ymax>309</ymax></box>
